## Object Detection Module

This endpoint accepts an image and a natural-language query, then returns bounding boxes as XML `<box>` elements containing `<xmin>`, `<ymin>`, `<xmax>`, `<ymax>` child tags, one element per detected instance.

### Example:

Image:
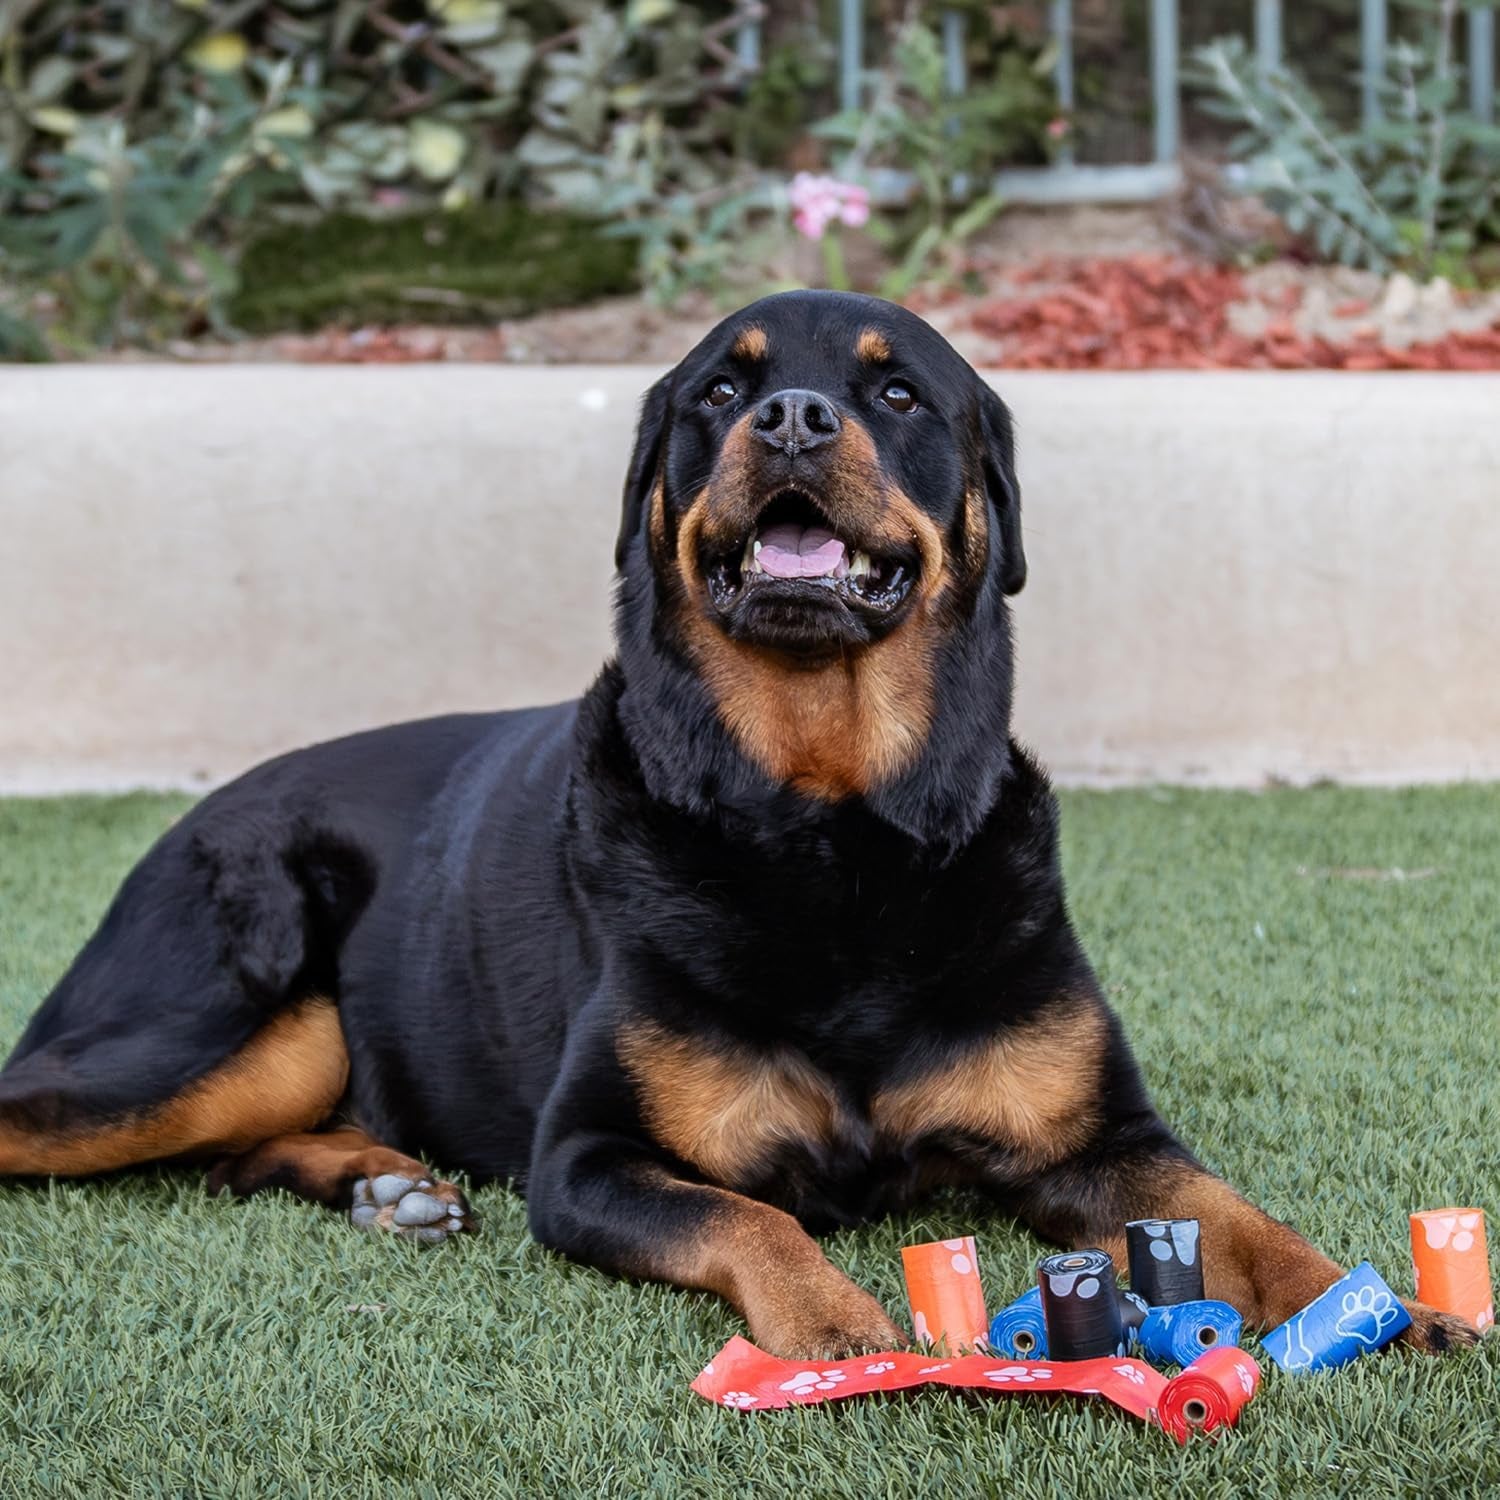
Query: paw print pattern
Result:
<box><xmin>1235</xmin><ymin>1363</ymin><xmax>1255</xmax><ymax>1396</ymax></box>
<box><xmin>1112</xmin><ymin>1364</ymin><xmax>1146</xmax><ymax>1385</ymax></box>
<box><xmin>864</xmin><ymin>1360</ymin><xmax>896</xmax><ymax>1375</ymax></box>
<box><xmin>1422</xmin><ymin>1212</ymin><xmax>1482</xmax><ymax>1254</ymax></box>
<box><xmin>778</xmin><ymin>1369</ymin><xmax>847</xmax><ymax>1396</ymax></box>
<box><xmin>1334</xmin><ymin>1285</ymin><xmax>1402</xmax><ymax>1347</ymax></box>
<box><xmin>985</xmin><ymin>1365</ymin><xmax>1055</xmax><ymax>1385</ymax></box>
<box><xmin>720</xmin><ymin>1391</ymin><xmax>758</xmax><ymax>1409</ymax></box>
<box><xmin>917</xmin><ymin>1362</ymin><xmax>951</xmax><ymax>1374</ymax></box>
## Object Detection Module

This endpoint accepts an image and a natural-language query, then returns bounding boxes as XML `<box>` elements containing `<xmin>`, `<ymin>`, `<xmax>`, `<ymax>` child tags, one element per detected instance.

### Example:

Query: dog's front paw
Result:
<box><xmin>752</xmin><ymin>1279</ymin><xmax>903</xmax><ymax>1360</ymax></box>
<box><xmin>1398</xmin><ymin>1299</ymin><xmax>1482</xmax><ymax>1356</ymax></box>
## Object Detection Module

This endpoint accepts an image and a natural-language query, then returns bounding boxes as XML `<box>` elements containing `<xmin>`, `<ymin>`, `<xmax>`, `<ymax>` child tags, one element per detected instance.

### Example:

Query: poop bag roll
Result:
<box><xmin>987</xmin><ymin>1286</ymin><xmax>1048</xmax><ymax>1360</ymax></box>
<box><xmin>1126</xmin><ymin>1218</ymin><xmax>1205</xmax><ymax>1305</ymax></box>
<box><xmin>1262</xmin><ymin>1260</ymin><xmax>1412</xmax><ymax>1374</ymax></box>
<box><xmin>1136</xmin><ymin>1299</ymin><xmax>1243</xmax><ymax>1367</ymax></box>
<box><xmin>902</xmin><ymin>1237</ymin><xmax>989</xmax><ymax>1352</ymax></box>
<box><xmin>1156</xmin><ymin>1346</ymin><xmax>1261</xmax><ymax>1444</ymax></box>
<box><xmin>1411</xmin><ymin>1209</ymin><xmax>1494</xmax><ymax>1332</ymax></box>
<box><xmin>1037</xmin><ymin>1248</ymin><xmax>1127</xmax><ymax>1359</ymax></box>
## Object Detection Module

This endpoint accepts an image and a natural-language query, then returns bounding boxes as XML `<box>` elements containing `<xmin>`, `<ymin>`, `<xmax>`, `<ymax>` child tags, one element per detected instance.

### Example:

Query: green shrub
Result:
<box><xmin>230</xmin><ymin>203</ymin><xmax>637</xmax><ymax>330</ymax></box>
<box><xmin>1191</xmin><ymin>1</ymin><xmax>1500</xmax><ymax>278</ymax></box>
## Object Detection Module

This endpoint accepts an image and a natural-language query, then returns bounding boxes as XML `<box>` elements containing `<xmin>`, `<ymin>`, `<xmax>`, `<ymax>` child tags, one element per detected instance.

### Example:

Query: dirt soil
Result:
<box><xmin>92</xmin><ymin>206</ymin><xmax>1500</xmax><ymax>369</ymax></box>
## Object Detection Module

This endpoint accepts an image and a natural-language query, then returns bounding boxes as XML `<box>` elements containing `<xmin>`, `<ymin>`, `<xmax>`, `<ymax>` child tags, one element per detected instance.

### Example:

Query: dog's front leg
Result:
<box><xmin>1009</xmin><ymin>1130</ymin><xmax>1481</xmax><ymax>1357</ymax></box>
<box><xmin>527</xmin><ymin>1038</ymin><xmax>901</xmax><ymax>1360</ymax></box>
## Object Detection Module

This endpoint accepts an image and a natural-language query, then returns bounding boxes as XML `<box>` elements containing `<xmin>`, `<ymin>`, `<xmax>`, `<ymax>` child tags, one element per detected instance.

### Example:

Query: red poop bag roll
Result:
<box><xmin>690</xmin><ymin>1336</ymin><xmax>1261</xmax><ymax>1443</ymax></box>
<box><xmin>1155</xmin><ymin>1345</ymin><xmax>1261</xmax><ymax>1443</ymax></box>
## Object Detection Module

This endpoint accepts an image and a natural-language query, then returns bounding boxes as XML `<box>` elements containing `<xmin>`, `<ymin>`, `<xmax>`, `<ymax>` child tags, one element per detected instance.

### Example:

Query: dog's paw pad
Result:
<box><xmin>350</xmin><ymin>1176</ymin><xmax>475</xmax><ymax>1242</ymax></box>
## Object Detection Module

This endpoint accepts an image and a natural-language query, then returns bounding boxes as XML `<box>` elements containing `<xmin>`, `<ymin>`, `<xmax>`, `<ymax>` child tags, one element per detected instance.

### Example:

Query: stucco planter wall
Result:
<box><xmin>2</xmin><ymin>366</ymin><xmax>1496</xmax><ymax>791</ymax></box>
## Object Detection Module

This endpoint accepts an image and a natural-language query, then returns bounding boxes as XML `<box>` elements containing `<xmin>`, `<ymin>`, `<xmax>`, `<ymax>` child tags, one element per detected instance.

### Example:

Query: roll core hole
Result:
<box><xmin>1013</xmin><ymin>1332</ymin><xmax>1036</xmax><ymax>1353</ymax></box>
<box><xmin>1197</xmin><ymin>1326</ymin><xmax>1218</xmax><ymax>1346</ymax></box>
<box><xmin>1183</xmin><ymin>1399</ymin><xmax>1209</xmax><ymax>1425</ymax></box>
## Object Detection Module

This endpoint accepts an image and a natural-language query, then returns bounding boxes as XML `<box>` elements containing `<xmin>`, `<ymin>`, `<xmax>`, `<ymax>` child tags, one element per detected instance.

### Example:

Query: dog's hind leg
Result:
<box><xmin>207</xmin><ymin>1126</ymin><xmax>475</xmax><ymax>1243</ymax></box>
<box><xmin>0</xmin><ymin>807</ymin><xmax>376</xmax><ymax>1183</ymax></box>
<box><xmin>0</xmin><ymin>996</ymin><xmax>350</xmax><ymax>1177</ymax></box>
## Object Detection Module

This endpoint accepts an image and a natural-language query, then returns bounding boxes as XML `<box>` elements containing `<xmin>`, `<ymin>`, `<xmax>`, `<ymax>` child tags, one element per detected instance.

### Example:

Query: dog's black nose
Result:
<box><xmin>751</xmin><ymin>389</ymin><xmax>841</xmax><ymax>456</ymax></box>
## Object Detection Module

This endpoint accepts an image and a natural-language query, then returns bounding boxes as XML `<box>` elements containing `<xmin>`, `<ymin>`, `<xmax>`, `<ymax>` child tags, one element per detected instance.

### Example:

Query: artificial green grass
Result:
<box><xmin>2</xmin><ymin>787</ymin><xmax>1497</xmax><ymax>1497</ymax></box>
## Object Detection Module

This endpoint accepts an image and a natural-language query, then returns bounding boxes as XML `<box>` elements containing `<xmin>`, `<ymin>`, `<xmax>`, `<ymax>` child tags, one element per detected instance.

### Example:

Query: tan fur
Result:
<box><xmin>731</xmin><ymin>325</ymin><xmax>769</xmax><ymax>361</ymax></box>
<box><xmin>962</xmin><ymin>486</ymin><xmax>989</xmax><ymax>576</ymax></box>
<box><xmin>209</xmin><ymin>1126</ymin><xmax>428</xmax><ymax>1203</ymax></box>
<box><xmin>674</xmin><ymin>415</ymin><xmax>949</xmax><ymax>799</ymax></box>
<box><xmin>873</xmin><ymin>1000</ymin><xmax>1107</xmax><ymax>1167</ymax></box>
<box><xmin>0</xmin><ymin>997</ymin><xmax>348</xmax><ymax>1176</ymax></box>
<box><xmin>619</xmin><ymin>1019</ymin><xmax>841</xmax><ymax>1186</ymax></box>
<box><xmin>855</xmin><ymin>327</ymin><xmax>892</xmax><ymax>363</ymax></box>
<box><xmin>1090</xmin><ymin>1160</ymin><xmax>1345</xmax><ymax>1331</ymax></box>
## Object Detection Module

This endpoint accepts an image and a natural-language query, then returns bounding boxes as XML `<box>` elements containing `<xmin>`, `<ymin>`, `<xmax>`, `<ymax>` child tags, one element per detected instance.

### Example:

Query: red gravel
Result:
<box><xmin>957</xmin><ymin>256</ymin><xmax>1500</xmax><ymax>370</ymax></box>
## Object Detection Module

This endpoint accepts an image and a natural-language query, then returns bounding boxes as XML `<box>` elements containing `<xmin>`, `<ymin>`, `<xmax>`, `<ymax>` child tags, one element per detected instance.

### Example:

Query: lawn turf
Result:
<box><xmin>1</xmin><ymin>787</ymin><xmax>1496</xmax><ymax>1498</ymax></box>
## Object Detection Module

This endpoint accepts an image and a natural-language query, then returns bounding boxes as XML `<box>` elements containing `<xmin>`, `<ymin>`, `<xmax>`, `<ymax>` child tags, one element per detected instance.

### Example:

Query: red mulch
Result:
<box><xmin>955</xmin><ymin>256</ymin><xmax>1500</xmax><ymax>371</ymax></box>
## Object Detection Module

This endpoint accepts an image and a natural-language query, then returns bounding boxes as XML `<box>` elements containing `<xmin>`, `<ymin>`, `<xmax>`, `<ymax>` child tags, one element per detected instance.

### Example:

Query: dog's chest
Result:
<box><xmin>618</xmin><ymin>1022</ymin><xmax>953</xmax><ymax>1225</ymax></box>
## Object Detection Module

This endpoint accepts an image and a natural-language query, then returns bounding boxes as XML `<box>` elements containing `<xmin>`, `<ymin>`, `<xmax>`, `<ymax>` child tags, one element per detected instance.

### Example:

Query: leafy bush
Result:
<box><xmin>1191</xmin><ymin>1</ymin><xmax>1500</xmax><ymax>277</ymax></box>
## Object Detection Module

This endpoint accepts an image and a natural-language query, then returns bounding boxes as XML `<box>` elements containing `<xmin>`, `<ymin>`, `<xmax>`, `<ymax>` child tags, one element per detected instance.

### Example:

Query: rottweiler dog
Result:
<box><xmin>0</xmin><ymin>291</ymin><xmax>1477</xmax><ymax>1360</ymax></box>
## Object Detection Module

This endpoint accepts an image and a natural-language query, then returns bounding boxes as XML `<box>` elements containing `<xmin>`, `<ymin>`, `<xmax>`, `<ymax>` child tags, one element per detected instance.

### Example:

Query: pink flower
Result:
<box><xmin>1046</xmin><ymin>117</ymin><xmax>1070</xmax><ymax>140</ymax></box>
<box><xmin>789</xmin><ymin>172</ymin><xmax>870</xmax><ymax>241</ymax></box>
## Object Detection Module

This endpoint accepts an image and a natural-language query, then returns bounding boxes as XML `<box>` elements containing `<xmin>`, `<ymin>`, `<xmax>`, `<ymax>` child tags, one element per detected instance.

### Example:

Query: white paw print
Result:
<box><xmin>985</xmin><ymin>1365</ymin><xmax>1054</xmax><ymax>1385</ymax></box>
<box><xmin>778</xmin><ymin>1369</ymin><xmax>847</xmax><ymax>1395</ymax></box>
<box><xmin>864</xmin><ymin>1360</ymin><xmax>896</xmax><ymax>1375</ymax></box>
<box><xmin>720</xmin><ymin>1391</ymin><xmax>758</xmax><ymax>1409</ymax></box>
<box><xmin>1334</xmin><ymin>1285</ymin><xmax>1401</xmax><ymax>1347</ymax></box>
<box><xmin>1112</xmin><ymin>1364</ymin><xmax>1146</xmax><ymax>1385</ymax></box>
<box><xmin>1235</xmin><ymin>1363</ymin><xmax>1255</xmax><ymax>1396</ymax></box>
<box><xmin>1423</xmin><ymin>1212</ymin><xmax>1482</xmax><ymax>1254</ymax></box>
<box><xmin>917</xmin><ymin>1362</ymin><xmax>951</xmax><ymax>1374</ymax></box>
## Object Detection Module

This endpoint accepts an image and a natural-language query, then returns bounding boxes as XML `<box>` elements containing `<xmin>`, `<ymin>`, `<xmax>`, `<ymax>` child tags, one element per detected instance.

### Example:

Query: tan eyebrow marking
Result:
<box><xmin>731</xmin><ymin>326</ymin><xmax>769</xmax><ymax>361</ymax></box>
<box><xmin>856</xmin><ymin>328</ymin><xmax>892</xmax><ymax>363</ymax></box>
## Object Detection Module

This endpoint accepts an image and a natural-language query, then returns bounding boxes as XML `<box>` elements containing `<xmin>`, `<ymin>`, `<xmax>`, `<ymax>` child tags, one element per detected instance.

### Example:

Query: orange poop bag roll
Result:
<box><xmin>902</xmin><ymin>1237</ymin><xmax>989</xmax><ymax>1353</ymax></box>
<box><xmin>1411</xmin><ymin>1209</ymin><xmax>1493</xmax><ymax>1332</ymax></box>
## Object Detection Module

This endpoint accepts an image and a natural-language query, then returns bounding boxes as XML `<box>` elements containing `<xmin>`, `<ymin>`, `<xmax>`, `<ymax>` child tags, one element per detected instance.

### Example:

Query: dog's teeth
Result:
<box><xmin>848</xmin><ymin>550</ymin><xmax>873</xmax><ymax>580</ymax></box>
<box><xmin>743</xmin><ymin>536</ymin><xmax>762</xmax><ymax>575</ymax></box>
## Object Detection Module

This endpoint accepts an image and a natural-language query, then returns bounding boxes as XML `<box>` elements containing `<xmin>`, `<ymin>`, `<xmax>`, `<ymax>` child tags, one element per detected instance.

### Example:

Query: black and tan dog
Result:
<box><xmin>0</xmin><ymin>292</ymin><xmax>1477</xmax><ymax>1359</ymax></box>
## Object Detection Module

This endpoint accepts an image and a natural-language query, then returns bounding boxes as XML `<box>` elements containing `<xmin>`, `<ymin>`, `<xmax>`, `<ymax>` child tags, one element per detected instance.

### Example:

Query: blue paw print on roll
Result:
<box><xmin>1263</xmin><ymin>1261</ymin><xmax>1412</xmax><ymax>1374</ymax></box>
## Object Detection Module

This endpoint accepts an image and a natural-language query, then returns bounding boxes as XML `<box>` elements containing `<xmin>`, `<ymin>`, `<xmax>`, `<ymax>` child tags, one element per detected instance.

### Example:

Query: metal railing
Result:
<box><xmin>735</xmin><ymin>1</ymin><xmax>1499</xmax><ymax>203</ymax></box>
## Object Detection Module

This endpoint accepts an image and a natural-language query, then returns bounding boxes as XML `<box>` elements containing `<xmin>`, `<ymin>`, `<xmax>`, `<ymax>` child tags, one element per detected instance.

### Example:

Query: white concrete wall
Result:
<box><xmin>2</xmin><ymin>366</ymin><xmax>1497</xmax><ymax>792</ymax></box>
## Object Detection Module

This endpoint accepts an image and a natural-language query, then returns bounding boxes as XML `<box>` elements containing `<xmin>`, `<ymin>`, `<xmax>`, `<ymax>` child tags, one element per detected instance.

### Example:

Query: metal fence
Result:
<box><xmin>736</xmin><ymin>1</ymin><xmax>1499</xmax><ymax>203</ymax></box>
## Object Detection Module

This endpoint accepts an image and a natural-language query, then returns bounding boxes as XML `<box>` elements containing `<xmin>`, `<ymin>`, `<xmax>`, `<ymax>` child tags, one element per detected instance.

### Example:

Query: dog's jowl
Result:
<box><xmin>0</xmin><ymin>292</ymin><xmax>1478</xmax><ymax>1359</ymax></box>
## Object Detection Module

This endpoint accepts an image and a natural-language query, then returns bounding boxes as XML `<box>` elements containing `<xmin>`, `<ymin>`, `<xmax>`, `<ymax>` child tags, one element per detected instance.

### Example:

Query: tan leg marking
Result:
<box><xmin>1093</xmin><ymin>1159</ymin><xmax>1481</xmax><ymax>1355</ymax></box>
<box><xmin>628</xmin><ymin>1177</ymin><xmax>902</xmax><ymax>1359</ymax></box>
<box><xmin>0</xmin><ymin>997</ymin><xmax>348</xmax><ymax>1177</ymax></box>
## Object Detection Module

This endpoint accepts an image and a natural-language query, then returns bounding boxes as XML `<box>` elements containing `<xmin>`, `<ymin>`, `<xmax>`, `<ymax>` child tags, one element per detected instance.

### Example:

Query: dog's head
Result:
<box><xmin>618</xmin><ymin>290</ymin><xmax>1024</xmax><ymax>655</ymax></box>
<box><xmin>614</xmin><ymin>291</ymin><xmax>1025</xmax><ymax>812</ymax></box>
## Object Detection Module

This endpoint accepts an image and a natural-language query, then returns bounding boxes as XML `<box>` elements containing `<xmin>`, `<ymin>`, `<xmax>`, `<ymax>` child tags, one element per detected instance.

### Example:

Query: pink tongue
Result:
<box><xmin>757</xmin><ymin>523</ymin><xmax>847</xmax><ymax>580</ymax></box>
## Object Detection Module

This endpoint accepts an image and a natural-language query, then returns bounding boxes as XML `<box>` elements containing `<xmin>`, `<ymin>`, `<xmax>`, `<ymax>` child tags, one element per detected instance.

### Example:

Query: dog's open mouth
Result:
<box><xmin>705</xmin><ymin>492</ymin><xmax>916</xmax><ymax>618</ymax></box>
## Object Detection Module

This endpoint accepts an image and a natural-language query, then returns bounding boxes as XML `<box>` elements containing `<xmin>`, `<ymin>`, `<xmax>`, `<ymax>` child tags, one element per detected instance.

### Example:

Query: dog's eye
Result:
<box><xmin>881</xmin><ymin>383</ymin><xmax>917</xmax><ymax>413</ymax></box>
<box><xmin>704</xmin><ymin>379</ymin><xmax>737</xmax><ymax>408</ymax></box>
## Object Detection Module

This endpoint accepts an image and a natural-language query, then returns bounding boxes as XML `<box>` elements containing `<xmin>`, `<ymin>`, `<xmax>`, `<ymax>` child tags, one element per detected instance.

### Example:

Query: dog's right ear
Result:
<box><xmin>615</xmin><ymin>372</ymin><xmax>673</xmax><ymax>571</ymax></box>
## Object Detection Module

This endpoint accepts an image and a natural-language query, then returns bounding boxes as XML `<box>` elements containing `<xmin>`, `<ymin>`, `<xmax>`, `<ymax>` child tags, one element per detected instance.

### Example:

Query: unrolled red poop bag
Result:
<box><xmin>691</xmin><ymin>1337</ymin><xmax>1261</xmax><ymax>1443</ymax></box>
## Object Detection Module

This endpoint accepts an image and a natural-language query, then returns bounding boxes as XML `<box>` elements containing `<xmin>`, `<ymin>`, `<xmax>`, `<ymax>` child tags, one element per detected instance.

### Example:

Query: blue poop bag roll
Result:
<box><xmin>1262</xmin><ymin>1260</ymin><xmax>1412</xmax><ymax>1374</ymax></box>
<box><xmin>1135</xmin><ymin>1299</ymin><xmax>1243</xmax><ymax>1366</ymax></box>
<box><xmin>987</xmin><ymin>1286</ymin><xmax>1048</xmax><ymax>1359</ymax></box>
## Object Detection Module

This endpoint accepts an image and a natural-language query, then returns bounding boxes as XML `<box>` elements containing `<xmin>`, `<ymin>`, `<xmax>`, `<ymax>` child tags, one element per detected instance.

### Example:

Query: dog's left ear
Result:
<box><xmin>615</xmin><ymin>372</ymin><xmax>673</xmax><ymax>570</ymax></box>
<box><xmin>978</xmin><ymin>382</ymin><xmax>1027</xmax><ymax>596</ymax></box>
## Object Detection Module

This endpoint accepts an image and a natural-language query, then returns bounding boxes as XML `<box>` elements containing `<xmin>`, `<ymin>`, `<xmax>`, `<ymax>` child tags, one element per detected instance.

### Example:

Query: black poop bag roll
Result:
<box><xmin>1036</xmin><ymin>1248</ymin><xmax>1127</xmax><ymax>1360</ymax></box>
<box><xmin>1126</xmin><ymin>1218</ymin><xmax>1205</xmax><ymax>1306</ymax></box>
